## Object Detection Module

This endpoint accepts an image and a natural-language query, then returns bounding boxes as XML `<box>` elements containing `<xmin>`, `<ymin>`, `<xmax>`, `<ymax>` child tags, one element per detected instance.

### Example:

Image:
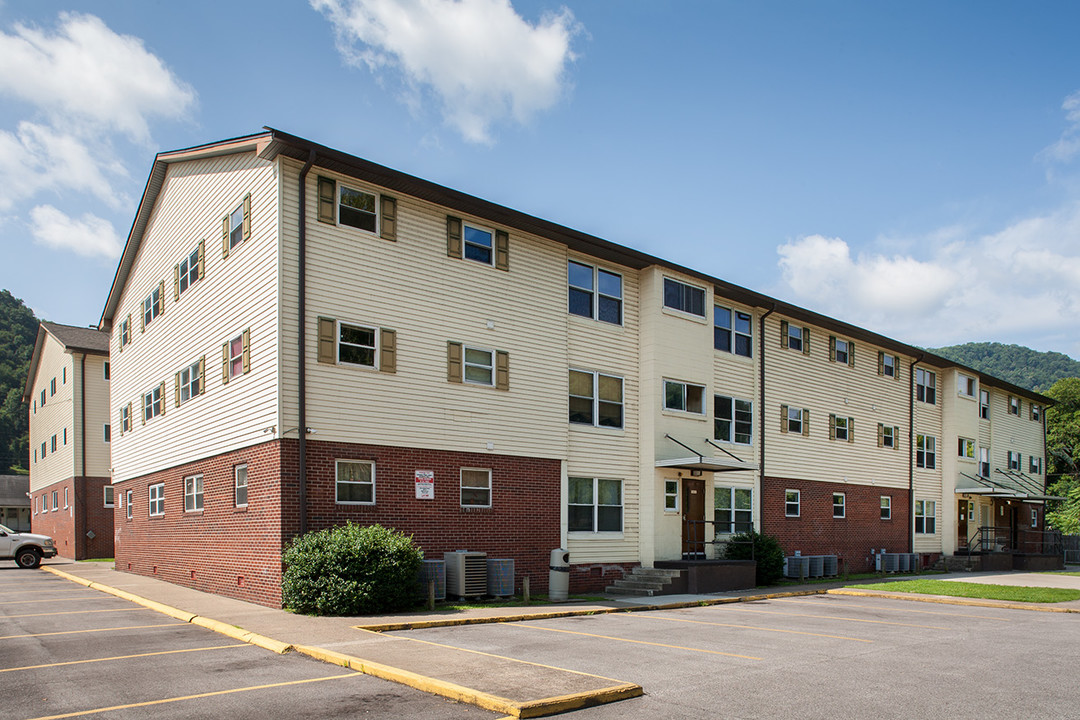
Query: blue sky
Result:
<box><xmin>2</xmin><ymin>1</ymin><xmax>1080</xmax><ymax>358</ymax></box>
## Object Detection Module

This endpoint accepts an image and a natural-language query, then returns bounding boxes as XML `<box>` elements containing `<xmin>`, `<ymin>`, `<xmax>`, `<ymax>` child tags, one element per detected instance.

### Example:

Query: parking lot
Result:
<box><xmin>387</xmin><ymin>594</ymin><xmax>1080</xmax><ymax>719</ymax></box>
<box><xmin>0</xmin><ymin>567</ymin><xmax>500</xmax><ymax>720</ymax></box>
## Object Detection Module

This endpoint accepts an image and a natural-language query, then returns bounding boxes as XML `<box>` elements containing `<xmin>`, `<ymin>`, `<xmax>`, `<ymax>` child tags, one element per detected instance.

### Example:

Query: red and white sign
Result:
<box><xmin>415</xmin><ymin>470</ymin><xmax>434</xmax><ymax>499</ymax></box>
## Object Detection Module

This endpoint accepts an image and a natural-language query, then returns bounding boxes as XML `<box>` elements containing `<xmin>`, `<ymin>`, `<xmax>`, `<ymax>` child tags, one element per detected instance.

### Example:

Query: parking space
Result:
<box><xmin>0</xmin><ymin>568</ymin><xmax>502</xmax><ymax>720</ymax></box>
<box><xmin>388</xmin><ymin>595</ymin><xmax>1080</xmax><ymax>719</ymax></box>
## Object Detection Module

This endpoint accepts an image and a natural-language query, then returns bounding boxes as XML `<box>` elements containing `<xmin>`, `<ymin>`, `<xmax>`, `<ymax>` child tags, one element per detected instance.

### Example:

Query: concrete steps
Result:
<box><xmin>605</xmin><ymin>567</ymin><xmax>685</xmax><ymax>597</ymax></box>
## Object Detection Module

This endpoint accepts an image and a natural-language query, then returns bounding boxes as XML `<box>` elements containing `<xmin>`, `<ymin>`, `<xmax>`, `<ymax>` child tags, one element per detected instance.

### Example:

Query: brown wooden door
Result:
<box><xmin>682</xmin><ymin>479</ymin><xmax>706</xmax><ymax>558</ymax></box>
<box><xmin>958</xmin><ymin>500</ymin><xmax>968</xmax><ymax>549</ymax></box>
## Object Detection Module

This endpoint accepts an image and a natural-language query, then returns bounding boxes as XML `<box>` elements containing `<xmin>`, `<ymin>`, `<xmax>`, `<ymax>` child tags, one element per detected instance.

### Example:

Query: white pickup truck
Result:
<box><xmin>0</xmin><ymin>523</ymin><xmax>57</xmax><ymax>568</ymax></box>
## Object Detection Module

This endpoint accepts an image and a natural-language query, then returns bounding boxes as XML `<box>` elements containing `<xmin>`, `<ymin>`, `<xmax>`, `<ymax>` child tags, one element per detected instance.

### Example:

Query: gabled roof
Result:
<box><xmin>99</xmin><ymin>128</ymin><xmax>1054</xmax><ymax>406</ymax></box>
<box><xmin>22</xmin><ymin>322</ymin><xmax>110</xmax><ymax>403</ymax></box>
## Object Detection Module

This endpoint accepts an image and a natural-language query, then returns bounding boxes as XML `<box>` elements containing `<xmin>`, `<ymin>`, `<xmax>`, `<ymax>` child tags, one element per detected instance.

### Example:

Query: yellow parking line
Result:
<box><xmin>730</xmin><ymin>606</ymin><xmax>949</xmax><ymax>630</ymax></box>
<box><xmin>0</xmin><ymin>623</ymin><xmax>187</xmax><ymax>640</ymax></box>
<box><xmin>508</xmin><ymin>623</ymin><xmax>763</xmax><ymax>660</ymax></box>
<box><xmin>1</xmin><ymin>608</ymin><xmax>147</xmax><ymax>619</ymax></box>
<box><xmin>1</xmin><ymin>643</ymin><xmax>246</xmax><ymax>673</ymax></box>
<box><xmin>0</xmin><ymin>596</ymin><xmax>108</xmax><ymax>606</ymax></box>
<box><xmin>23</xmin><ymin>672</ymin><xmax>364</xmax><ymax>720</ymax></box>
<box><xmin>622</xmin><ymin>613</ymin><xmax>873</xmax><ymax>642</ymax></box>
<box><xmin>774</xmin><ymin>597</ymin><xmax>1011</xmax><ymax>621</ymax></box>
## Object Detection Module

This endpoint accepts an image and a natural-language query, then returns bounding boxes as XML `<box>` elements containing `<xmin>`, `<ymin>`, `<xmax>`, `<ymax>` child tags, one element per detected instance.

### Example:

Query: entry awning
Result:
<box><xmin>656</xmin><ymin>435</ymin><xmax>758</xmax><ymax>473</ymax></box>
<box><xmin>955</xmin><ymin>470</ymin><xmax>1063</xmax><ymax>502</ymax></box>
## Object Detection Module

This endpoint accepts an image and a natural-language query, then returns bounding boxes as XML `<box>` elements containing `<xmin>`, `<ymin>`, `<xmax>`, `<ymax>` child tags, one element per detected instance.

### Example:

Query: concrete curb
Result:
<box><xmin>42</xmin><ymin>566</ymin><xmax>294</xmax><ymax>653</ymax></box>
<box><xmin>827</xmin><ymin>588</ymin><xmax>1080</xmax><ymax>613</ymax></box>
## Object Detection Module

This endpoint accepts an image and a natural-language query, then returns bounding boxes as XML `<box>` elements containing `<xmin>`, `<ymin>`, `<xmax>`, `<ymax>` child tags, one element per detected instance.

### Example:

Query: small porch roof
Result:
<box><xmin>656</xmin><ymin>435</ymin><xmax>758</xmax><ymax>472</ymax></box>
<box><xmin>955</xmin><ymin>469</ymin><xmax>1063</xmax><ymax>502</ymax></box>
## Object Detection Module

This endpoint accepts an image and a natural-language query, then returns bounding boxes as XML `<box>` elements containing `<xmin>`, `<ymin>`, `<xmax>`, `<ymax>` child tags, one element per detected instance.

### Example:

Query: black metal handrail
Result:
<box><xmin>681</xmin><ymin>519</ymin><xmax>755</xmax><ymax>559</ymax></box>
<box><xmin>969</xmin><ymin>526</ymin><xmax>1064</xmax><ymax>555</ymax></box>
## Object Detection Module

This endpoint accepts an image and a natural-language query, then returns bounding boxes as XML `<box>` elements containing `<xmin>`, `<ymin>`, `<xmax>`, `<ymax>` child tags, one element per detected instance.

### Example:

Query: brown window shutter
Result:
<box><xmin>780</xmin><ymin>320</ymin><xmax>789</xmax><ymax>348</ymax></box>
<box><xmin>242</xmin><ymin>193</ymin><xmax>251</xmax><ymax>242</ymax></box>
<box><xmin>379</xmin><ymin>328</ymin><xmax>397</xmax><ymax>373</ymax></box>
<box><xmin>848</xmin><ymin>418</ymin><xmax>855</xmax><ymax>443</ymax></box>
<box><xmin>158</xmin><ymin>280</ymin><xmax>165</xmax><ymax>316</ymax></box>
<box><xmin>221</xmin><ymin>343</ymin><xmax>230</xmax><ymax>385</ymax></box>
<box><xmin>221</xmin><ymin>215</ymin><xmax>230</xmax><ymax>259</ymax></box>
<box><xmin>893</xmin><ymin>356</ymin><xmax>900</xmax><ymax>380</ymax></box>
<box><xmin>198</xmin><ymin>356</ymin><xmax>206</xmax><ymax>394</ymax></box>
<box><xmin>158</xmin><ymin>381</ymin><xmax>166</xmax><ymax>417</ymax></box>
<box><xmin>447</xmin><ymin>342</ymin><xmax>463</xmax><ymax>382</ymax></box>
<box><xmin>174</xmin><ymin>372</ymin><xmax>180</xmax><ymax>408</ymax></box>
<box><xmin>317</xmin><ymin>317</ymin><xmax>336</xmax><ymax>364</ymax></box>
<box><xmin>829</xmin><ymin>336</ymin><xmax>836</xmax><ymax>362</ymax></box>
<box><xmin>893</xmin><ymin>426</ymin><xmax>900</xmax><ymax>449</ymax></box>
<box><xmin>173</xmin><ymin>265</ymin><xmax>180</xmax><ymax>301</ymax></box>
<box><xmin>829</xmin><ymin>413</ymin><xmax>836</xmax><ymax>440</ymax></box>
<box><xmin>126</xmin><ymin>313</ymin><xmax>132</xmax><ymax>345</ymax></box>
<box><xmin>1029</xmin><ymin>404</ymin><xmax>1034</xmax><ymax>421</ymax></box>
<box><xmin>877</xmin><ymin>423</ymin><xmax>884</xmax><ymax>447</ymax></box>
<box><xmin>197</xmin><ymin>240</ymin><xmax>205</xmax><ymax>279</ymax></box>
<box><xmin>495</xmin><ymin>230</ymin><xmax>509</xmax><ymax>271</ymax></box>
<box><xmin>848</xmin><ymin>342</ymin><xmax>855</xmax><ymax>367</ymax></box>
<box><xmin>780</xmin><ymin>404</ymin><xmax>788</xmax><ymax>433</ymax></box>
<box><xmin>446</xmin><ymin>216</ymin><xmax>463</xmax><ymax>258</ymax></box>
<box><xmin>317</xmin><ymin>176</ymin><xmax>336</xmax><ymax>224</ymax></box>
<box><xmin>242</xmin><ymin>329</ymin><xmax>251</xmax><ymax>374</ymax></box>
<box><xmin>802</xmin><ymin>328</ymin><xmax>810</xmax><ymax>355</ymax></box>
<box><xmin>380</xmin><ymin>196</ymin><xmax>397</xmax><ymax>241</ymax></box>
<box><xmin>495</xmin><ymin>350</ymin><xmax>510</xmax><ymax>391</ymax></box>
<box><xmin>802</xmin><ymin>409</ymin><xmax>810</xmax><ymax>436</ymax></box>
<box><xmin>877</xmin><ymin>351</ymin><xmax>884</xmax><ymax>376</ymax></box>
<box><xmin>141</xmin><ymin>396</ymin><xmax>146</xmax><ymax>425</ymax></box>
<box><xmin>126</xmin><ymin>402</ymin><xmax>132</xmax><ymax>432</ymax></box>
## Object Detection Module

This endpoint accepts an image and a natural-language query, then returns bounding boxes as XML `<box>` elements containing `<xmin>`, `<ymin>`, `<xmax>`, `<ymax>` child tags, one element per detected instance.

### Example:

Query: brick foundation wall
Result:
<box><xmin>570</xmin><ymin>561</ymin><xmax>639</xmax><ymax>593</ymax></box>
<box><xmin>29</xmin><ymin>477</ymin><xmax>113</xmax><ymax>560</ymax></box>
<box><xmin>761</xmin><ymin>476</ymin><xmax>911</xmax><ymax>573</ymax></box>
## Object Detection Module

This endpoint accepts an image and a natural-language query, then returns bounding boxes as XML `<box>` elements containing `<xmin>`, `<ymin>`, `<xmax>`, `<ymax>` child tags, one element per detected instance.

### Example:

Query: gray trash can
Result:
<box><xmin>549</xmin><ymin>548</ymin><xmax>570</xmax><ymax>602</ymax></box>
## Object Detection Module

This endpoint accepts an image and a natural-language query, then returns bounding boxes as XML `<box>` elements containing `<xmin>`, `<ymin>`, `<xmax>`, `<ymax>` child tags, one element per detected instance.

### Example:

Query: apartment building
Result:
<box><xmin>23</xmin><ymin>322</ymin><xmax>113</xmax><ymax>559</ymax></box>
<box><xmin>99</xmin><ymin>130</ymin><xmax>1052</xmax><ymax>607</ymax></box>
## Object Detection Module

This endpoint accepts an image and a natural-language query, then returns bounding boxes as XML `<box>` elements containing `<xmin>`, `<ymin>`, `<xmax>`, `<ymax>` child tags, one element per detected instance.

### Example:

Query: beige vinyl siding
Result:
<box><xmin>280</xmin><ymin>159</ymin><xmax>567</xmax><ymax>460</ymax></box>
<box><xmin>81</xmin><ymin>354</ymin><xmax>112</xmax><ymax>477</ymax></box>
<box><xmin>28</xmin><ymin>335</ymin><xmax>75</xmax><ymax>493</ymax></box>
<box><xmin>109</xmin><ymin>152</ymin><xmax>280</xmax><ymax>482</ymax></box>
<box><xmin>912</xmin><ymin>363</ymin><xmax>943</xmax><ymax>553</ymax></box>
<box><xmin>986</xmin><ymin>387</ymin><xmax>1046</xmax><ymax>479</ymax></box>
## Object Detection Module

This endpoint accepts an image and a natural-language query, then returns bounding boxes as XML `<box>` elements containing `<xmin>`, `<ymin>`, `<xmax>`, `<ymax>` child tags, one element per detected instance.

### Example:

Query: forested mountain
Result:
<box><xmin>929</xmin><ymin>342</ymin><xmax>1080</xmax><ymax>393</ymax></box>
<box><xmin>0</xmin><ymin>290</ymin><xmax>39</xmax><ymax>473</ymax></box>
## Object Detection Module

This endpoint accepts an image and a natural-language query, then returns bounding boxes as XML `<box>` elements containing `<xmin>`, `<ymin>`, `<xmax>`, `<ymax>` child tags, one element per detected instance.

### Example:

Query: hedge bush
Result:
<box><xmin>722</xmin><ymin>530</ymin><xmax>785</xmax><ymax>586</ymax></box>
<box><xmin>282</xmin><ymin>523</ymin><xmax>423</xmax><ymax>615</ymax></box>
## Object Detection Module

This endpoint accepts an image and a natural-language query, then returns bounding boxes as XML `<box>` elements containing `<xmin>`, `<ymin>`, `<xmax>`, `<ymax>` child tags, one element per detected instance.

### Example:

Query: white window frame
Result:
<box><xmin>1031</xmin><ymin>508</ymin><xmax>1038</xmax><ymax>528</ymax></box>
<box><xmin>104</xmin><ymin>362</ymin><xmax>110</xmax><ymax>381</ymax></box>
<box><xmin>958</xmin><ymin>374</ymin><xmax>976</xmax><ymax>398</ymax></box>
<box><xmin>64</xmin><ymin>487</ymin><xmax>68</xmax><ymax>508</ymax></box>
<box><xmin>567</xmin><ymin>477</ymin><xmax>623</xmax><ymax>534</ymax></box>
<box><xmin>785</xmin><ymin>489</ymin><xmax>800</xmax><ymax>517</ymax></box>
<box><xmin>1007</xmin><ymin>451</ymin><xmax>1021</xmax><ymax>471</ymax></box>
<box><xmin>664</xmin><ymin>379</ymin><xmax>705</xmax><ymax>414</ymax></box>
<box><xmin>882</xmin><ymin>354</ymin><xmax>896</xmax><ymax>377</ymax></box>
<box><xmin>148</xmin><ymin>483</ymin><xmax>165</xmax><ymax>517</ymax></box>
<box><xmin>178</xmin><ymin>360</ymin><xmax>201</xmax><ymax>405</ymax></box>
<box><xmin>832</xmin><ymin>415</ymin><xmax>850</xmax><ymax>441</ymax></box>
<box><xmin>1030</xmin><ymin>456</ymin><xmax>1043</xmax><ymax>474</ymax></box>
<box><xmin>142</xmin><ymin>286</ymin><xmax>161</xmax><ymax>329</ymax></box>
<box><xmin>979</xmin><ymin>389</ymin><xmax>990</xmax><ymax>419</ymax></box>
<box><xmin>714</xmin><ymin>395</ymin><xmax>753</xmax><ymax>444</ymax></box>
<box><xmin>916</xmin><ymin>434</ymin><xmax>937</xmax><ymax>469</ymax></box>
<box><xmin>460</xmin><ymin>468</ymin><xmax>492</xmax><ymax>508</ymax></box>
<box><xmin>662</xmin><ymin>277</ymin><xmax>706</xmax><ymax>318</ymax></box>
<box><xmin>916</xmin><ymin>368</ymin><xmax>936</xmax><ymax>404</ymax></box>
<box><xmin>1032</xmin><ymin>404</ymin><xmax>1042</xmax><ymax>422</ymax></box>
<box><xmin>1009</xmin><ymin>396</ymin><xmax>1020</xmax><ymax>415</ymax></box>
<box><xmin>882</xmin><ymin>424</ymin><xmax>896</xmax><ymax>448</ymax></box>
<box><xmin>786</xmin><ymin>324</ymin><xmax>804</xmax><ymax>352</ymax></box>
<box><xmin>979</xmin><ymin>447</ymin><xmax>990</xmax><ymax>477</ymax></box>
<box><xmin>336</xmin><ymin>459</ymin><xmax>375</xmax><ymax>505</ymax></box>
<box><xmin>51</xmin><ymin>490</ymin><xmax>57</xmax><ymax>510</ymax></box>
<box><xmin>463</xmin><ymin>346</ymin><xmax>495</xmax><ymax>386</ymax></box>
<box><xmin>834</xmin><ymin>338</ymin><xmax>850</xmax><ymax>365</ymax></box>
<box><xmin>143</xmin><ymin>386</ymin><xmax>161</xmax><ymax>423</ymax></box>
<box><xmin>832</xmin><ymin>493</ymin><xmax>846</xmax><ymax>518</ymax></box>
<box><xmin>104</xmin><ymin>424</ymin><xmax>111</xmax><ymax>444</ymax></box>
<box><xmin>787</xmin><ymin>406</ymin><xmax>804</xmax><ymax>434</ymax></box>
<box><xmin>915</xmin><ymin>499</ymin><xmax>937</xmax><ymax>534</ymax></box>
<box><xmin>183</xmin><ymin>475</ymin><xmax>204</xmax><ymax>512</ymax></box>
<box><xmin>569</xmin><ymin>369</ymin><xmax>624</xmax><ymax>429</ymax></box>
<box><xmin>121</xmin><ymin>405</ymin><xmax>131</xmax><ymax>433</ymax></box>
<box><xmin>713</xmin><ymin>305</ymin><xmax>752</xmax><ymax>357</ymax></box>
<box><xmin>664</xmin><ymin>480</ymin><xmax>679</xmax><ymax>513</ymax></box>
<box><xmin>714</xmin><ymin>486</ymin><xmax>753</xmax><ymax>535</ymax></box>
<box><xmin>103</xmin><ymin>486</ymin><xmax>114</xmax><ymax>508</ymax></box>
<box><xmin>178</xmin><ymin>245</ymin><xmax>201</xmax><ymax>296</ymax></box>
<box><xmin>228</xmin><ymin>201</ymin><xmax>246</xmax><ymax>248</ymax></box>
<box><xmin>958</xmin><ymin>437</ymin><xmax>975</xmax><ymax>459</ymax></box>
<box><xmin>228</xmin><ymin>334</ymin><xmax>245</xmax><ymax>379</ymax></box>
<box><xmin>463</xmin><ymin>222</ymin><xmax>495</xmax><ymax>266</ymax></box>
<box><xmin>880</xmin><ymin>495</ymin><xmax>892</xmax><ymax>520</ymax></box>
<box><xmin>567</xmin><ymin>260</ymin><xmax>623</xmax><ymax>325</ymax></box>
<box><xmin>235</xmin><ymin>464</ymin><xmax>248</xmax><ymax>507</ymax></box>
<box><xmin>337</xmin><ymin>321</ymin><xmax>378</xmax><ymax>368</ymax></box>
<box><xmin>120</xmin><ymin>317</ymin><xmax>130</xmax><ymax>347</ymax></box>
<box><xmin>126</xmin><ymin>490</ymin><xmax>133</xmax><ymax>520</ymax></box>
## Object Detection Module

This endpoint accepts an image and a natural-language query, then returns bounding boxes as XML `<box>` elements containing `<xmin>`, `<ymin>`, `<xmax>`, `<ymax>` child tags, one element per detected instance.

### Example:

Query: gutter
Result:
<box><xmin>80</xmin><ymin>353</ymin><xmax>88</xmax><ymax>558</ymax></box>
<box><xmin>297</xmin><ymin>149</ymin><xmax>316</xmax><ymax>538</ymax></box>
<box><xmin>758</xmin><ymin>304</ymin><xmax>775</xmax><ymax>534</ymax></box>
<box><xmin>909</xmin><ymin>353</ymin><xmax>923</xmax><ymax>554</ymax></box>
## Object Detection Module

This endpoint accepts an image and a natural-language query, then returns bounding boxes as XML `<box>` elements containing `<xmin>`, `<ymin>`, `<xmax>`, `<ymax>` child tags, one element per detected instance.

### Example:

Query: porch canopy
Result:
<box><xmin>956</xmin><ymin>469</ymin><xmax>1063</xmax><ymax>502</ymax></box>
<box><xmin>656</xmin><ymin>435</ymin><xmax>758</xmax><ymax>473</ymax></box>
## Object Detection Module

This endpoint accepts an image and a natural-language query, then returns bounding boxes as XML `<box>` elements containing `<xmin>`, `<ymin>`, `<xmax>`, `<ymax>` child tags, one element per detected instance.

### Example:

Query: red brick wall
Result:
<box><xmin>570</xmin><ymin>562</ymin><xmax>638</xmax><ymax>593</ymax></box>
<box><xmin>114</xmin><ymin>438</ymin><xmax>562</xmax><ymax>608</ymax></box>
<box><xmin>30</xmin><ymin>480</ymin><xmax>75</xmax><ymax>557</ymax></box>
<box><xmin>29</xmin><ymin>477</ymin><xmax>113</xmax><ymax>560</ymax></box>
<box><xmin>762</xmin><ymin>476</ymin><xmax>911</xmax><ymax>573</ymax></box>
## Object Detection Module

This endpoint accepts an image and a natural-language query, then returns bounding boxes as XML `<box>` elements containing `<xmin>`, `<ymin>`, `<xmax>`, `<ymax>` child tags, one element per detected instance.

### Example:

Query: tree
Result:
<box><xmin>1045</xmin><ymin>378</ymin><xmax>1080</xmax><ymax>534</ymax></box>
<box><xmin>0</xmin><ymin>291</ymin><xmax>39</xmax><ymax>473</ymax></box>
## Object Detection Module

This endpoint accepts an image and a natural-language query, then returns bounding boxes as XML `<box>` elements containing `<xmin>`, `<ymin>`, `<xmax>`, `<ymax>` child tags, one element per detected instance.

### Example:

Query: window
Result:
<box><xmin>1008</xmin><ymin>396</ymin><xmax>1020</xmax><ymax>415</ymax></box>
<box><xmin>50</xmin><ymin>435</ymin><xmax>57</xmax><ymax>452</ymax></box>
<box><xmin>880</xmin><ymin>496</ymin><xmax>892</xmax><ymax>520</ymax></box>
<box><xmin>126</xmin><ymin>490</ymin><xmax>133</xmax><ymax>520</ymax></box>
<box><xmin>224</xmin><ymin>331</ymin><xmax>250</xmax><ymax>381</ymax></box>
<box><xmin>176</xmin><ymin>243</ymin><xmax>203</xmax><ymax>298</ymax></box>
<box><xmin>1030</xmin><ymin>456</ymin><xmax>1043</xmax><ymax>474</ymax></box>
<box><xmin>714</xmin><ymin>396</ymin><xmax>753</xmax><ymax>444</ymax></box>
<box><xmin>714</xmin><ymin>486</ymin><xmax>753</xmax><ymax>534</ymax></box>
<box><xmin>832</xmin><ymin>493</ymin><xmax>846</xmax><ymax>518</ymax></box>
<box><xmin>177</xmin><ymin>360</ymin><xmax>202</xmax><ymax>405</ymax></box>
<box><xmin>958</xmin><ymin>375</ymin><xmax>976</xmax><ymax>397</ymax></box>
<box><xmin>979</xmin><ymin>447</ymin><xmax>990</xmax><ymax>477</ymax></box>
<box><xmin>979</xmin><ymin>390</ymin><xmax>990</xmax><ymax>419</ymax></box>
<box><xmin>958</xmin><ymin>437</ymin><xmax>975</xmax><ymax>459</ymax></box>
<box><xmin>915</xmin><ymin>500</ymin><xmax>937</xmax><ymax>534</ymax></box>
<box><xmin>40</xmin><ymin>441</ymin><xmax>46</xmax><ymax>459</ymax></box>
<box><xmin>830</xmin><ymin>414</ymin><xmax>853</xmax><ymax>442</ymax></box>
<box><xmin>148</xmin><ymin>483</ymin><xmax>164</xmax><ymax>516</ymax></box>
<box><xmin>64</xmin><ymin>488</ymin><xmax>68</xmax><ymax>508</ymax></box>
<box><xmin>104</xmin><ymin>424</ymin><xmax>111</xmax><ymax>443</ymax></box>
<box><xmin>663</xmin><ymin>278</ymin><xmax>705</xmax><ymax>317</ymax></box>
<box><xmin>447</xmin><ymin>343</ymin><xmax>508</xmax><ymax>390</ymax></box>
<box><xmin>568</xmin><ymin>261</ymin><xmax>623</xmax><ymax>324</ymax></box>
<box><xmin>831</xmin><ymin>337</ymin><xmax>853</xmax><ymax>366</ymax></box>
<box><xmin>916</xmin><ymin>369</ymin><xmax>936</xmax><ymax>404</ymax></box>
<box><xmin>881</xmin><ymin>352</ymin><xmax>897</xmax><ymax>378</ymax></box>
<box><xmin>664</xmin><ymin>380</ymin><xmax>705</xmax><ymax>414</ymax></box>
<box><xmin>336</xmin><ymin>460</ymin><xmax>375</xmax><ymax>504</ymax></box>
<box><xmin>143</xmin><ymin>385</ymin><xmax>162</xmax><ymax>423</ymax></box>
<box><xmin>916</xmin><ymin>435</ymin><xmax>936</xmax><ymax>469</ymax></box>
<box><xmin>50</xmin><ymin>377</ymin><xmax>56</xmax><ymax>396</ymax></box>
<box><xmin>184</xmin><ymin>475</ymin><xmax>204</xmax><ymax>512</ymax></box>
<box><xmin>121</xmin><ymin>404</ymin><xmax>132</xmax><ymax>434</ymax></box>
<box><xmin>40</xmin><ymin>389</ymin><xmax>46</xmax><ymax>406</ymax></box>
<box><xmin>460</xmin><ymin>468</ymin><xmax>492</xmax><ymax>508</ymax></box>
<box><xmin>228</xmin><ymin>198</ymin><xmax>248</xmax><ymax>248</ymax></box>
<box><xmin>463</xmin><ymin>223</ymin><xmax>494</xmax><ymax>265</ymax></box>
<box><xmin>51</xmin><ymin>490</ymin><xmax>58</xmax><ymax>510</ymax></box>
<box><xmin>464</xmin><ymin>346</ymin><xmax>495</xmax><ymax>386</ymax></box>
<box><xmin>1007</xmin><ymin>451</ymin><xmax>1021</xmax><ymax>471</ymax></box>
<box><xmin>104</xmin><ymin>486</ymin><xmax>115</xmax><ymax>508</ymax></box>
<box><xmin>1031</xmin><ymin>404</ymin><xmax>1042</xmax><ymax>422</ymax></box>
<box><xmin>104</xmin><ymin>362</ymin><xmax>110</xmax><ymax>381</ymax></box>
<box><xmin>338</xmin><ymin>323</ymin><xmax>376</xmax><ymax>367</ymax></box>
<box><xmin>878</xmin><ymin>423</ymin><xmax>897</xmax><ymax>449</ymax></box>
<box><xmin>63</xmin><ymin>428</ymin><xmax>67</xmax><ymax>446</ymax></box>
<box><xmin>569</xmin><ymin>370</ymin><xmax>624</xmax><ymax>428</ymax></box>
<box><xmin>714</xmin><ymin>306</ymin><xmax>752</xmax><ymax>357</ymax></box>
<box><xmin>781</xmin><ymin>321</ymin><xmax>807</xmax><ymax>353</ymax></box>
<box><xmin>120</xmin><ymin>315</ymin><xmax>130</xmax><ymax>348</ymax></box>
<box><xmin>664</xmin><ymin>480</ymin><xmax>679</xmax><ymax>512</ymax></box>
<box><xmin>785</xmin><ymin>489</ymin><xmax>800</xmax><ymax>517</ymax></box>
<box><xmin>568</xmin><ymin>477</ymin><xmax>622</xmax><ymax>532</ymax></box>
<box><xmin>142</xmin><ymin>285</ymin><xmax>161</xmax><ymax>329</ymax></box>
<box><xmin>781</xmin><ymin>405</ymin><xmax>807</xmax><ymax>435</ymax></box>
<box><xmin>235</xmin><ymin>465</ymin><xmax>248</xmax><ymax>507</ymax></box>
<box><xmin>1032</xmin><ymin>508</ymin><xmax>1038</xmax><ymax>528</ymax></box>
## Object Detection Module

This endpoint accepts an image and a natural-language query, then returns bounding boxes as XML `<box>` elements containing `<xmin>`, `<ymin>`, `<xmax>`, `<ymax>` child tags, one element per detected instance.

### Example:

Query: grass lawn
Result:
<box><xmin>848</xmin><ymin>579</ymin><xmax>1080</xmax><ymax>603</ymax></box>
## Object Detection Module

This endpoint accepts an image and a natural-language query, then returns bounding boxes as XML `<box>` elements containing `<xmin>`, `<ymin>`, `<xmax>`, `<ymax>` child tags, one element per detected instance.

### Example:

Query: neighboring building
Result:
<box><xmin>0</xmin><ymin>475</ymin><xmax>31</xmax><ymax>531</ymax></box>
<box><xmin>99</xmin><ymin>130</ymin><xmax>1052</xmax><ymax>607</ymax></box>
<box><xmin>24</xmin><ymin>322</ymin><xmax>113</xmax><ymax>559</ymax></box>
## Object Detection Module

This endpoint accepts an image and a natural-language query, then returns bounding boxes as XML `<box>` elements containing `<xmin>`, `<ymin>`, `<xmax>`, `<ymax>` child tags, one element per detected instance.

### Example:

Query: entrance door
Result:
<box><xmin>957</xmin><ymin>500</ymin><xmax>969</xmax><ymax>550</ymax></box>
<box><xmin>682</xmin><ymin>479</ymin><xmax>706</xmax><ymax>559</ymax></box>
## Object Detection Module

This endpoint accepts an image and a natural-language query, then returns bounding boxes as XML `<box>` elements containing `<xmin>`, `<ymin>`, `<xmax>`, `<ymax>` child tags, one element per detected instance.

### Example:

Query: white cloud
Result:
<box><xmin>312</xmin><ymin>0</ymin><xmax>580</xmax><ymax>144</ymax></box>
<box><xmin>776</xmin><ymin>204</ymin><xmax>1080</xmax><ymax>356</ymax></box>
<box><xmin>0</xmin><ymin>12</ymin><xmax>196</xmax><ymax>141</ymax></box>
<box><xmin>29</xmin><ymin>204</ymin><xmax>122</xmax><ymax>260</ymax></box>
<box><xmin>1041</xmin><ymin>90</ymin><xmax>1080</xmax><ymax>164</ymax></box>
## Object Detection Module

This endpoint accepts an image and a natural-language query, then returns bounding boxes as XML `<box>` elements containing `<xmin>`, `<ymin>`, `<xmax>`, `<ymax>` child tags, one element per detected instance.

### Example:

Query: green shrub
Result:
<box><xmin>282</xmin><ymin>523</ymin><xmax>423</xmax><ymax>615</ymax></box>
<box><xmin>722</xmin><ymin>530</ymin><xmax>785</xmax><ymax>586</ymax></box>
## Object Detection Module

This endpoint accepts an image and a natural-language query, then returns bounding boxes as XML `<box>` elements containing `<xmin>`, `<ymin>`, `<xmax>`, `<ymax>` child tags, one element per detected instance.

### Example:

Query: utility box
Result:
<box><xmin>444</xmin><ymin>551</ymin><xmax>487</xmax><ymax>598</ymax></box>
<box><xmin>487</xmin><ymin>559</ymin><xmax>515</xmax><ymax>597</ymax></box>
<box><xmin>418</xmin><ymin>559</ymin><xmax>446</xmax><ymax>601</ymax></box>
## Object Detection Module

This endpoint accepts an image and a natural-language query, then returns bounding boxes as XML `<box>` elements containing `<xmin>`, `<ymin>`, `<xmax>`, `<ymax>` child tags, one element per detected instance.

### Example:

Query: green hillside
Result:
<box><xmin>929</xmin><ymin>342</ymin><xmax>1080</xmax><ymax>393</ymax></box>
<box><xmin>0</xmin><ymin>290</ymin><xmax>39</xmax><ymax>473</ymax></box>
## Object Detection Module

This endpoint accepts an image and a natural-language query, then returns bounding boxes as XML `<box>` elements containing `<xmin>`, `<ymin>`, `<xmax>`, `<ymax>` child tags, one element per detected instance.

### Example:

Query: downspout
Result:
<box><xmin>80</xmin><ymin>354</ymin><xmax>87</xmax><ymax>558</ymax></box>
<box><xmin>909</xmin><ymin>353</ymin><xmax>923</xmax><ymax>554</ymax></box>
<box><xmin>757</xmin><ymin>304</ymin><xmax>775</xmax><ymax>534</ymax></box>
<box><xmin>298</xmin><ymin>149</ymin><xmax>316</xmax><ymax>538</ymax></box>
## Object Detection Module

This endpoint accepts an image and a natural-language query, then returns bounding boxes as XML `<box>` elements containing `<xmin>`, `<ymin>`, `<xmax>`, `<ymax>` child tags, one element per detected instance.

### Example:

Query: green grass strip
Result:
<box><xmin>849</xmin><ymin>579</ymin><xmax>1080</xmax><ymax>603</ymax></box>
<box><xmin>1042</xmin><ymin>571</ymin><xmax>1080</xmax><ymax>577</ymax></box>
